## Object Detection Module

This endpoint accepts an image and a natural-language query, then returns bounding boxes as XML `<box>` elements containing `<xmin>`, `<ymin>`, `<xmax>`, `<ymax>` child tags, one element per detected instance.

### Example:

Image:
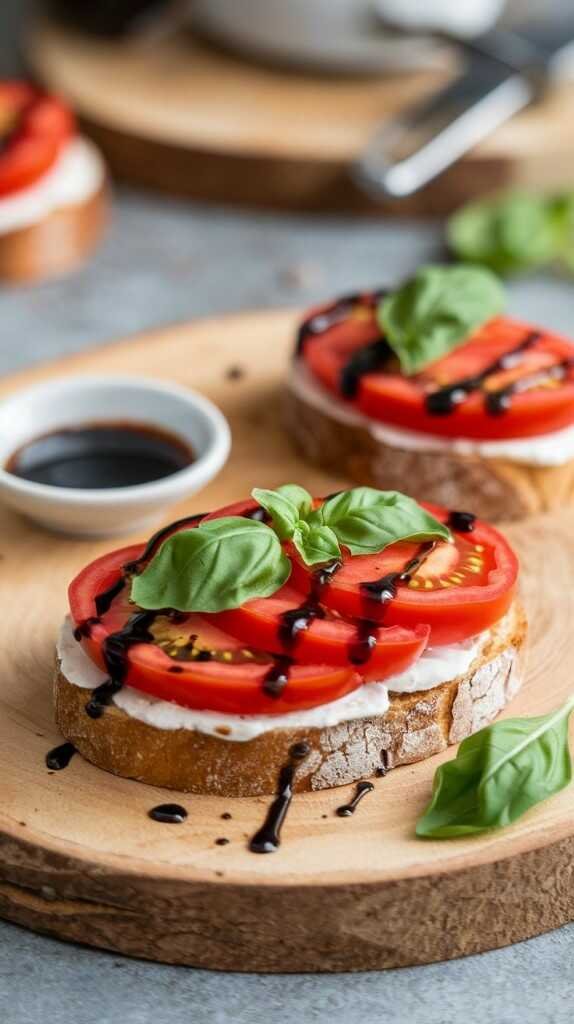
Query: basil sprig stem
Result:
<box><xmin>416</xmin><ymin>696</ymin><xmax>574</xmax><ymax>839</ymax></box>
<box><xmin>131</xmin><ymin>485</ymin><xmax>451</xmax><ymax>614</ymax></box>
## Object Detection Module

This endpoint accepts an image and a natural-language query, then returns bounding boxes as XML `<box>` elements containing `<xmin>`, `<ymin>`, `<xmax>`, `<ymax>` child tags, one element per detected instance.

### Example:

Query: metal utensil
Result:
<box><xmin>354</xmin><ymin>17</ymin><xmax>574</xmax><ymax>200</ymax></box>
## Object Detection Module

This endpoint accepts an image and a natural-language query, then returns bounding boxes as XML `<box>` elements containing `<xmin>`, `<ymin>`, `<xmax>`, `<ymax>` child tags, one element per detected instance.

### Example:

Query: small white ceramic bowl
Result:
<box><xmin>0</xmin><ymin>375</ymin><xmax>231</xmax><ymax>537</ymax></box>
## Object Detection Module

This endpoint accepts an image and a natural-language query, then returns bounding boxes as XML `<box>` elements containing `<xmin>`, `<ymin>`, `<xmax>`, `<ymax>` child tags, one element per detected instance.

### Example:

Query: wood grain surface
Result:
<box><xmin>26</xmin><ymin>20</ymin><xmax>574</xmax><ymax>215</ymax></box>
<box><xmin>1</xmin><ymin>310</ymin><xmax>574</xmax><ymax>971</ymax></box>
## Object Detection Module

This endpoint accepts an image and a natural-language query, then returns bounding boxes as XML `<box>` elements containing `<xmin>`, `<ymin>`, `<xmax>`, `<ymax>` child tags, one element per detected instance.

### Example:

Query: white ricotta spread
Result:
<box><xmin>57</xmin><ymin>617</ymin><xmax>483</xmax><ymax>741</ymax></box>
<box><xmin>0</xmin><ymin>137</ymin><xmax>104</xmax><ymax>235</ymax></box>
<box><xmin>289</xmin><ymin>360</ymin><xmax>574</xmax><ymax>468</ymax></box>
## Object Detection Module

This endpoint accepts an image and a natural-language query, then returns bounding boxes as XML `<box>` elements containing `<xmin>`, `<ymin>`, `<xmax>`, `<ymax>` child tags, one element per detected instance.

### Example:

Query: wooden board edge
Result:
<box><xmin>1</xmin><ymin>826</ymin><xmax>574</xmax><ymax>970</ymax></box>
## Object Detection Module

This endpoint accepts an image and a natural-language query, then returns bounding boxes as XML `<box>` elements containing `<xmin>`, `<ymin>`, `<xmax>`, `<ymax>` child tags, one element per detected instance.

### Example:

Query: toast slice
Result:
<box><xmin>53</xmin><ymin>600</ymin><xmax>527</xmax><ymax>797</ymax></box>
<box><xmin>0</xmin><ymin>138</ymin><xmax>107</xmax><ymax>284</ymax></box>
<box><xmin>285</xmin><ymin>370</ymin><xmax>574</xmax><ymax>522</ymax></box>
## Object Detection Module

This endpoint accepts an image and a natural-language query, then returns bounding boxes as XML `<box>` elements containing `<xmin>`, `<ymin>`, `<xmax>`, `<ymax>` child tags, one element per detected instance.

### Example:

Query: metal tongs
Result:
<box><xmin>354</xmin><ymin>15</ymin><xmax>574</xmax><ymax>200</ymax></box>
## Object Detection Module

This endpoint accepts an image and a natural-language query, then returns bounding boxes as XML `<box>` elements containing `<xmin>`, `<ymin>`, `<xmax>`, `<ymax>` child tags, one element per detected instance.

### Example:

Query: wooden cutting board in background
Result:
<box><xmin>27</xmin><ymin>18</ymin><xmax>574</xmax><ymax>216</ymax></box>
<box><xmin>2</xmin><ymin>310</ymin><xmax>574</xmax><ymax>971</ymax></box>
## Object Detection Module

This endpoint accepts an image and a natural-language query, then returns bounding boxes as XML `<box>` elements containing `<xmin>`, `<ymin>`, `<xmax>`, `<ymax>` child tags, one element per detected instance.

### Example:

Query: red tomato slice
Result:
<box><xmin>216</xmin><ymin>583</ymin><xmax>429</xmax><ymax>683</ymax></box>
<box><xmin>289</xmin><ymin>504</ymin><xmax>518</xmax><ymax>646</ymax></box>
<box><xmin>68</xmin><ymin>545</ymin><xmax>361</xmax><ymax>715</ymax></box>
<box><xmin>301</xmin><ymin>299</ymin><xmax>574</xmax><ymax>440</ymax></box>
<box><xmin>0</xmin><ymin>83</ymin><xmax>74</xmax><ymax>196</ymax></box>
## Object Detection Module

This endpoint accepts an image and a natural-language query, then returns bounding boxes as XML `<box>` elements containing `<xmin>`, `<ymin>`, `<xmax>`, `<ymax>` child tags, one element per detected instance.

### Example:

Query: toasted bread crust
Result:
<box><xmin>284</xmin><ymin>385</ymin><xmax>574</xmax><ymax>522</ymax></box>
<box><xmin>0</xmin><ymin>181</ymin><xmax>107</xmax><ymax>284</ymax></box>
<box><xmin>53</xmin><ymin>602</ymin><xmax>527</xmax><ymax>797</ymax></box>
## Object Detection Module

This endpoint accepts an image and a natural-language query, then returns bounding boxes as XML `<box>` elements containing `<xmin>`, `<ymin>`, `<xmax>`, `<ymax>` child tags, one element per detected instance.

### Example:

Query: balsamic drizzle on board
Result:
<box><xmin>336</xmin><ymin>781</ymin><xmax>374</xmax><ymax>817</ymax></box>
<box><xmin>45</xmin><ymin>741</ymin><xmax>77</xmax><ymax>771</ymax></box>
<box><xmin>249</xmin><ymin>741</ymin><xmax>311</xmax><ymax>853</ymax></box>
<box><xmin>148</xmin><ymin>803</ymin><xmax>188</xmax><ymax>824</ymax></box>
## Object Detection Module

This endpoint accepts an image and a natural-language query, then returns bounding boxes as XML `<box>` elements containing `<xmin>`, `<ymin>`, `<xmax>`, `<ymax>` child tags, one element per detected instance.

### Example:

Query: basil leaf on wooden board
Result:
<box><xmin>378</xmin><ymin>265</ymin><xmax>505</xmax><ymax>375</ymax></box>
<box><xmin>447</xmin><ymin>193</ymin><xmax>563</xmax><ymax>276</ymax></box>
<box><xmin>292</xmin><ymin>523</ymin><xmax>341</xmax><ymax>566</ymax></box>
<box><xmin>131</xmin><ymin>516</ymin><xmax>291</xmax><ymax>613</ymax></box>
<box><xmin>321</xmin><ymin>487</ymin><xmax>451</xmax><ymax>556</ymax></box>
<box><xmin>416</xmin><ymin>698</ymin><xmax>574</xmax><ymax>839</ymax></box>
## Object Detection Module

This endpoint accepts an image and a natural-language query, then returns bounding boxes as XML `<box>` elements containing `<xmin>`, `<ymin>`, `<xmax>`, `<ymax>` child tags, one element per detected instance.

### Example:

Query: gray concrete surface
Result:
<box><xmin>1</xmin><ymin>4</ymin><xmax>574</xmax><ymax>1023</ymax></box>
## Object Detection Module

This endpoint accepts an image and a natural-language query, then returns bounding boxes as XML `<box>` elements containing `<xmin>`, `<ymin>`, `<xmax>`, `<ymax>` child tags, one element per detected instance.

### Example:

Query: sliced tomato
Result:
<box><xmin>0</xmin><ymin>83</ymin><xmax>74</xmax><ymax>196</ymax></box>
<box><xmin>289</xmin><ymin>504</ymin><xmax>518</xmax><ymax>646</ymax></box>
<box><xmin>216</xmin><ymin>582</ymin><xmax>429</xmax><ymax>682</ymax></box>
<box><xmin>302</xmin><ymin>302</ymin><xmax>574</xmax><ymax>440</ymax></box>
<box><xmin>68</xmin><ymin>545</ymin><xmax>361</xmax><ymax>715</ymax></box>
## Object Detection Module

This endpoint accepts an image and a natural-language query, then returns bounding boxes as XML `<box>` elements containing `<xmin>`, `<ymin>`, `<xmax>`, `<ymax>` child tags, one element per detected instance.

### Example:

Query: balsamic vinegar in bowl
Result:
<box><xmin>5</xmin><ymin>421</ymin><xmax>195</xmax><ymax>490</ymax></box>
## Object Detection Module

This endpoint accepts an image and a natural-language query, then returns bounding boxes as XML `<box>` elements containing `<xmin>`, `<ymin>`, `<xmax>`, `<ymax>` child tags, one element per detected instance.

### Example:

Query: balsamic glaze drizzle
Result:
<box><xmin>243</xmin><ymin>505</ymin><xmax>268</xmax><ymax>523</ymax></box>
<box><xmin>264</xmin><ymin>561</ymin><xmax>343</xmax><ymax>695</ymax></box>
<box><xmin>148</xmin><ymin>803</ymin><xmax>188</xmax><ymax>823</ymax></box>
<box><xmin>85</xmin><ymin>610</ymin><xmax>158</xmax><ymax>718</ymax></box>
<box><xmin>425</xmin><ymin>331</ymin><xmax>542</xmax><ymax>416</ymax></box>
<box><xmin>485</xmin><ymin>357</ymin><xmax>574</xmax><ymax>415</ymax></box>
<box><xmin>336</xmin><ymin>781</ymin><xmax>374</xmax><ymax>817</ymax></box>
<box><xmin>74</xmin><ymin>514</ymin><xmax>208</xmax><ymax>710</ymax></box>
<box><xmin>94</xmin><ymin>576</ymin><xmax>126</xmax><ymax>616</ymax></box>
<box><xmin>249</xmin><ymin>742</ymin><xmax>310</xmax><ymax>853</ymax></box>
<box><xmin>447</xmin><ymin>510</ymin><xmax>476</xmax><ymax>533</ymax></box>
<box><xmin>296</xmin><ymin>290</ymin><xmax>387</xmax><ymax>357</ymax></box>
<box><xmin>45</xmin><ymin>741</ymin><xmax>77</xmax><ymax>771</ymax></box>
<box><xmin>296</xmin><ymin>292</ymin><xmax>361</xmax><ymax>356</ymax></box>
<box><xmin>263</xmin><ymin>655</ymin><xmax>293</xmax><ymax>698</ymax></box>
<box><xmin>349</xmin><ymin>620</ymin><xmax>378</xmax><ymax>666</ymax></box>
<box><xmin>125</xmin><ymin>512</ymin><xmax>206</xmax><ymax>572</ymax></box>
<box><xmin>361</xmin><ymin>541</ymin><xmax>437</xmax><ymax>607</ymax></box>
<box><xmin>340</xmin><ymin>339</ymin><xmax>393</xmax><ymax>399</ymax></box>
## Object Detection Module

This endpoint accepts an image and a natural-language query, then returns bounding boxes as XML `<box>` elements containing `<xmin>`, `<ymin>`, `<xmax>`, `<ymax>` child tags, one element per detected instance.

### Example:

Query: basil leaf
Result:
<box><xmin>275</xmin><ymin>484</ymin><xmax>313</xmax><ymax>520</ymax></box>
<box><xmin>447</xmin><ymin>193</ymin><xmax>562</xmax><ymax>276</ymax></box>
<box><xmin>251</xmin><ymin>487</ymin><xmax>300</xmax><ymax>541</ymax></box>
<box><xmin>416</xmin><ymin>698</ymin><xmax>574</xmax><ymax>839</ymax></box>
<box><xmin>378</xmin><ymin>265</ymin><xmax>505</xmax><ymax>375</ymax></box>
<box><xmin>553</xmin><ymin>193</ymin><xmax>574</xmax><ymax>274</ymax></box>
<box><xmin>131</xmin><ymin>516</ymin><xmax>291</xmax><ymax>613</ymax></box>
<box><xmin>292</xmin><ymin>523</ymin><xmax>341</xmax><ymax>566</ymax></box>
<box><xmin>321</xmin><ymin>487</ymin><xmax>451</xmax><ymax>556</ymax></box>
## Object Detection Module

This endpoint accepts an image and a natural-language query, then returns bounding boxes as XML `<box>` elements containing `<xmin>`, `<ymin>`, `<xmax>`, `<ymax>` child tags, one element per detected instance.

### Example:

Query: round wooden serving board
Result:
<box><xmin>26</xmin><ymin>19</ymin><xmax>574</xmax><ymax>216</ymax></box>
<box><xmin>1</xmin><ymin>309</ymin><xmax>574</xmax><ymax>972</ymax></box>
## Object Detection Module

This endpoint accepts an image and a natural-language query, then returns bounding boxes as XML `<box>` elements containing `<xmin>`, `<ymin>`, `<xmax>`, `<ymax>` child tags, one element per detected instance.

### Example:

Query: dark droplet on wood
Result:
<box><xmin>148</xmin><ymin>803</ymin><xmax>188</xmax><ymax>824</ymax></box>
<box><xmin>447</xmin><ymin>510</ymin><xmax>476</xmax><ymax>533</ymax></box>
<box><xmin>336</xmin><ymin>781</ymin><xmax>375</xmax><ymax>817</ymax></box>
<box><xmin>45</xmin><ymin>742</ymin><xmax>77</xmax><ymax>771</ymax></box>
<box><xmin>221</xmin><ymin>812</ymin><xmax>232</xmax><ymax>820</ymax></box>
<box><xmin>215</xmin><ymin>837</ymin><xmax>230</xmax><ymax>846</ymax></box>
